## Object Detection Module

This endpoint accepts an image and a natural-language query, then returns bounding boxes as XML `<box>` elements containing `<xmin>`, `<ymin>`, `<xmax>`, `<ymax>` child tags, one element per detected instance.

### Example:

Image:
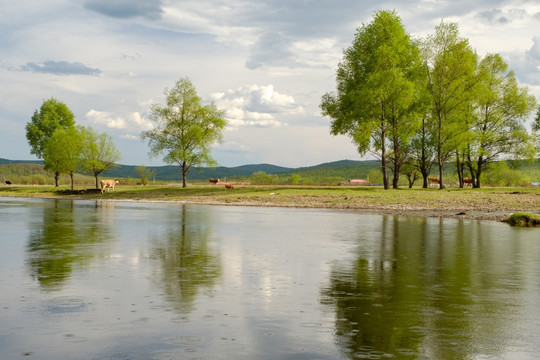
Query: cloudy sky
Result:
<box><xmin>1</xmin><ymin>0</ymin><xmax>539</xmax><ymax>167</ymax></box>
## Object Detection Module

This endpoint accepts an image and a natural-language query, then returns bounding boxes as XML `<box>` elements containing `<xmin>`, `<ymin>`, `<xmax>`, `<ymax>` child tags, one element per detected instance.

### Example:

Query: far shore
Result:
<box><xmin>2</xmin><ymin>184</ymin><xmax>540</xmax><ymax>222</ymax></box>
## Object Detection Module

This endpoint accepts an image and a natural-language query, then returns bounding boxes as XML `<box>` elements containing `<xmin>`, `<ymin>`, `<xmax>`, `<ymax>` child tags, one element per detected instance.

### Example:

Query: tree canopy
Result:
<box><xmin>26</xmin><ymin>98</ymin><xmax>75</xmax><ymax>159</ymax></box>
<box><xmin>321</xmin><ymin>11</ymin><xmax>537</xmax><ymax>189</ymax></box>
<box><xmin>141</xmin><ymin>77</ymin><xmax>228</xmax><ymax>187</ymax></box>
<box><xmin>321</xmin><ymin>10</ymin><xmax>425</xmax><ymax>189</ymax></box>
<box><xmin>80</xmin><ymin>127</ymin><xmax>122</xmax><ymax>189</ymax></box>
<box><xmin>43</xmin><ymin>127</ymin><xmax>83</xmax><ymax>189</ymax></box>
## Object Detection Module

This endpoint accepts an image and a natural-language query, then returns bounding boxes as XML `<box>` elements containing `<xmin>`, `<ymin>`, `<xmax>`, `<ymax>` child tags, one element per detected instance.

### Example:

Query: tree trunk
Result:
<box><xmin>475</xmin><ymin>157</ymin><xmax>484</xmax><ymax>188</ymax></box>
<box><xmin>456</xmin><ymin>151</ymin><xmax>464</xmax><ymax>188</ymax></box>
<box><xmin>422</xmin><ymin>175</ymin><xmax>428</xmax><ymax>189</ymax></box>
<box><xmin>55</xmin><ymin>172</ymin><xmax>60</xmax><ymax>187</ymax></box>
<box><xmin>381</xmin><ymin>127</ymin><xmax>389</xmax><ymax>190</ymax></box>
<box><xmin>95</xmin><ymin>174</ymin><xmax>99</xmax><ymax>189</ymax></box>
<box><xmin>70</xmin><ymin>172</ymin><xmax>74</xmax><ymax>190</ymax></box>
<box><xmin>438</xmin><ymin>159</ymin><xmax>445</xmax><ymax>189</ymax></box>
<box><xmin>182</xmin><ymin>162</ymin><xmax>187</xmax><ymax>188</ymax></box>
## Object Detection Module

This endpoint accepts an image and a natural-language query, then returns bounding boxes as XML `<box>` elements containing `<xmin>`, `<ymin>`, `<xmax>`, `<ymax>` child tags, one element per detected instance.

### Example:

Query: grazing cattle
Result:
<box><xmin>100</xmin><ymin>179</ymin><xmax>119</xmax><ymax>194</ymax></box>
<box><xmin>209</xmin><ymin>178</ymin><xmax>219</xmax><ymax>184</ymax></box>
<box><xmin>428</xmin><ymin>177</ymin><xmax>440</xmax><ymax>186</ymax></box>
<box><xmin>225</xmin><ymin>184</ymin><xmax>234</xmax><ymax>189</ymax></box>
<box><xmin>463</xmin><ymin>177</ymin><xmax>473</xmax><ymax>187</ymax></box>
<box><xmin>4</xmin><ymin>180</ymin><xmax>11</xmax><ymax>185</ymax></box>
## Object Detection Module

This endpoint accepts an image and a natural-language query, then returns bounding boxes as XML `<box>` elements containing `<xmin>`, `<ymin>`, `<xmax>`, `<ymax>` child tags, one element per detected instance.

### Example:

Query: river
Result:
<box><xmin>1</xmin><ymin>198</ymin><xmax>539</xmax><ymax>359</ymax></box>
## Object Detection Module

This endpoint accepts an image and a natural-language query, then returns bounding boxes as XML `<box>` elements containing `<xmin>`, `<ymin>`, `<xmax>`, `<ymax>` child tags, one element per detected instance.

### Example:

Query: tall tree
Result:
<box><xmin>320</xmin><ymin>10</ymin><xmax>423</xmax><ymax>189</ymax></box>
<box><xmin>25</xmin><ymin>98</ymin><xmax>76</xmax><ymax>186</ymax></box>
<box><xmin>42</xmin><ymin>127</ymin><xmax>83</xmax><ymax>190</ymax></box>
<box><xmin>464</xmin><ymin>53</ymin><xmax>537</xmax><ymax>188</ymax></box>
<box><xmin>422</xmin><ymin>22</ymin><xmax>478</xmax><ymax>189</ymax></box>
<box><xmin>141</xmin><ymin>77</ymin><xmax>227</xmax><ymax>187</ymax></box>
<box><xmin>80</xmin><ymin>127</ymin><xmax>122</xmax><ymax>189</ymax></box>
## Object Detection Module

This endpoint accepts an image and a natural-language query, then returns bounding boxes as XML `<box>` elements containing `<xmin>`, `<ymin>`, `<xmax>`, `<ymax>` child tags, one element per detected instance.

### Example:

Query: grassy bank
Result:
<box><xmin>1</xmin><ymin>184</ymin><xmax>539</xmax><ymax>221</ymax></box>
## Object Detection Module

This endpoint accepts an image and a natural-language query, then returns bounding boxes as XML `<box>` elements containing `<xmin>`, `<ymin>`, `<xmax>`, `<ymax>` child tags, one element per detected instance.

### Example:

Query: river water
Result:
<box><xmin>0</xmin><ymin>198</ymin><xmax>539</xmax><ymax>359</ymax></box>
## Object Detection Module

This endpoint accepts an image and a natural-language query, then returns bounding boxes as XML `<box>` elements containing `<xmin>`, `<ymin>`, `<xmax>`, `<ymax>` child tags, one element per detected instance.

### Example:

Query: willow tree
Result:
<box><xmin>320</xmin><ymin>10</ymin><xmax>423</xmax><ymax>189</ymax></box>
<box><xmin>422</xmin><ymin>22</ymin><xmax>478</xmax><ymax>189</ymax></box>
<box><xmin>141</xmin><ymin>77</ymin><xmax>227</xmax><ymax>187</ymax></box>
<box><xmin>465</xmin><ymin>54</ymin><xmax>537</xmax><ymax>188</ymax></box>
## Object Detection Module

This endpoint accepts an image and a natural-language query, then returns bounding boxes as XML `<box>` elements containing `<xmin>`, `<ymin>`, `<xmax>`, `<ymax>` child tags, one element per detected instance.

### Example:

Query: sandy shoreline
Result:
<box><xmin>0</xmin><ymin>193</ymin><xmax>521</xmax><ymax>222</ymax></box>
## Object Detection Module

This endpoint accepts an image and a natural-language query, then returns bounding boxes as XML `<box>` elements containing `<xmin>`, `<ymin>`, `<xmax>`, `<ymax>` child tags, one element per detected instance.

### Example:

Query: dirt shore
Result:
<box><xmin>3</xmin><ymin>184</ymin><xmax>539</xmax><ymax>222</ymax></box>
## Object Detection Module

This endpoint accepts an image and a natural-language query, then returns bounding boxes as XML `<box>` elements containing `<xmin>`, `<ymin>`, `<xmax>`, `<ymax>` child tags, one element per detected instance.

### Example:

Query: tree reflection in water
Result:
<box><xmin>321</xmin><ymin>215</ymin><xmax>535</xmax><ymax>360</ymax></box>
<box><xmin>26</xmin><ymin>200</ymin><xmax>114</xmax><ymax>290</ymax></box>
<box><xmin>149</xmin><ymin>204</ymin><xmax>221</xmax><ymax>313</ymax></box>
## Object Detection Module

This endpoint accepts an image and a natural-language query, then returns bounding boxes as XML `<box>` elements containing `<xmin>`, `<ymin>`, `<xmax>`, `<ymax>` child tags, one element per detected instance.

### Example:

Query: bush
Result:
<box><xmin>486</xmin><ymin>162</ymin><xmax>530</xmax><ymax>186</ymax></box>
<box><xmin>251</xmin><ymin>171</ymin><xmax>279</xmax><ymax>185</ymax></box>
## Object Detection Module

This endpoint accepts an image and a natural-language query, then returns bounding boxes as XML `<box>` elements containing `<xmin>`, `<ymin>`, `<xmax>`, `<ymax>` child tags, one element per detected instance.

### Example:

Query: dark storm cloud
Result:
<box><xmin>83</xmin><ymin>0</ymin><xmax>164</xmax><ymax>20</ymax></box>
<box><xmin>21</xmin><ymin>61</ymin><xmax>101</xmax><ymax>75</ymax></box>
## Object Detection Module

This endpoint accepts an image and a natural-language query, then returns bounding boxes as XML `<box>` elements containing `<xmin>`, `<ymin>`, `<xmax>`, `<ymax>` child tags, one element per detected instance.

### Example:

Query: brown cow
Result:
<box><xmin>225</xmin><ymin>184</ymin><xmax>234</xmax><ymax>189</ymax></box>
<box><xmin>209</xmin><ymin>178</ymin><xmax>219</xmax><ymax>184</ymax></box>
<box><xmin>463</xmin><ymin>177</ymin><xmax>473</xmax><ymax>187</ymax></box>
<box><xmin>100</xmin><ymin>179</ymin><xmax>119</xmax><ymax>193</ymax></box>
<box><xmin>428</xmin><ymin>177</ymin><xmax>440</xmax><ymax>186</ymax></box>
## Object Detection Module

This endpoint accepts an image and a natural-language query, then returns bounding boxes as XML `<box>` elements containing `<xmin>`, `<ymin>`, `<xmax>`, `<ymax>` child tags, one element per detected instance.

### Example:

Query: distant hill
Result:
<box><xmin>0</xmin><ymin>158</ymin><xmax>43</xmax><ymax>165</ymax></box>
<box><xmin>101</xmin><ymin>160</ymin><xmax>378</xmax><ymax>181</ymax></box>
<box><xmin>0</xmin><ymin>157</ymin><xmax>376</xmax><ymax>181</ymax></box>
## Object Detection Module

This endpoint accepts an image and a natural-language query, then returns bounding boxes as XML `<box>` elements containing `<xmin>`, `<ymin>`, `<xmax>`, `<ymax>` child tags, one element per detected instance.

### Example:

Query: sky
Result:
<box><xmin>1</xmin><ymin>0</ymin><xmax>540</xmax><ymax>167</ymax></box>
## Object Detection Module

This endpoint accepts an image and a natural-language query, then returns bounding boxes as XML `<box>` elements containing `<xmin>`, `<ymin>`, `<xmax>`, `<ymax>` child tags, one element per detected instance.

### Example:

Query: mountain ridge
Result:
<box><xmin>0</xmin><ymin>158</ymin><xmax>378</xmax><ymax>181</ymax></box>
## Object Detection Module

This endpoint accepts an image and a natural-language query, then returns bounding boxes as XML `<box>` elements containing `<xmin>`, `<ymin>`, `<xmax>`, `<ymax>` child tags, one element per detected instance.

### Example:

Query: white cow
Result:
<box><xmin>100</xmin><ymin>179</ymin><xmax>119</xmax><ymax>194</ymax></box>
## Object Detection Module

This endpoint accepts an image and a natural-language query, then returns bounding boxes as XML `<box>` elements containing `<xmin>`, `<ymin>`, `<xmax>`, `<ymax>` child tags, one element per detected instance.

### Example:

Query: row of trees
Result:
<box><xmin>321</xmin><ymin>10</ymin><xmax>538</xmax><ymax>189</ymax></box>
<box><xmin>25</xmin><ymin>98</ymin><xmax>121</xmax><ymax>189</ymax></box>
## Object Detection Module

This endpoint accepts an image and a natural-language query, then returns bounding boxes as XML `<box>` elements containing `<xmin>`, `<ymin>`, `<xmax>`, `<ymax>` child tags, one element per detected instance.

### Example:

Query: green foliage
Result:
<box><xmin>43</xmin><ymin>127</ymin><xmax>84</xmax><ymax>189</ymax></box>
<box><xmin>504</xmin><ymin>212</ymin><xmax>540</xmax><ymax>227</ymax></box>
<box><xmin>141</xmin><ymin>77</ymin><xmax>228</xmax><ymax>187</ymax></box>
<box><xmin>250</xmin><ymin>171</ymin><xmax>279</xmax><ymax>185</ymax></box>
<box><xmin>484</xmin><ymin>162</ymin><xmax>531</xmax><ymax>187</ymax></box>
<box><xmin>368</xmin><ymin>169</ymin><xmax>384</xmax><ymax>185</ymax></box>
<box><xmin>465</xmin><ymin>53</ymin><xmax>537</xmax><ymax>187</ymax></box>
<box><xmin>80</xmin><ymin>126</ymin><xmax>122</xmax><ymax>189</ymax></box>
<box><xmin>321</xmin><ymin>10</ymin><xmax>424</xmax><ymax>189</ymax></box>
<box><xmin>25</xmin><ymin>98</ymin><xmax>75</xmax><ymax>159</ymax></box>
<box><xmin>135</xmin><ymin>165</ymin><xmax>156</xmax><ymax>185</ymax></box>
<box><xmin>422</xmin><ymin>22</ymin><xmax>478</xmax><ymax>188</ymax></box>
<box><xmin>0</xmin><ymin>163</ymin><xmax>95</xmax><ymax>185</ymax></box>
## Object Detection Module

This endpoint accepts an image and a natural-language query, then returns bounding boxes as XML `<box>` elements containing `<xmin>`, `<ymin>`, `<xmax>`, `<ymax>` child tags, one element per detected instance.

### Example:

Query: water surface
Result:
<box><xmin>0</xmin><ymin>198</ymin><xmax>539</xmax><ymax>359</ymax></box>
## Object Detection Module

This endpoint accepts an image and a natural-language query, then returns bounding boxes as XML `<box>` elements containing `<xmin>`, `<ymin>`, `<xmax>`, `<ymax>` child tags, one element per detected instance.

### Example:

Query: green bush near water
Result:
<box><xmin>504</xmin><ymin>212</ymin><xmax>540</xmax><ymax>227</ymax></box>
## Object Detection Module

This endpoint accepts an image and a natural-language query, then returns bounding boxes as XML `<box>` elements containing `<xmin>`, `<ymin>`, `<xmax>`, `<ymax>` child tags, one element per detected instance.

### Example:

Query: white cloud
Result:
<box><xmin>211</xmin><ymin>84</ymin><xmax>303</xmax><ymax>129</ymax></box>
<box><xmin>214</xmin><ymin>141</ymin><xmax>251</xmax><ymax>153</ymax></box>
<box><xmin>85</xmin><ymin>110</ymin><xmax>152</xmax><ymax>132</ymax></box>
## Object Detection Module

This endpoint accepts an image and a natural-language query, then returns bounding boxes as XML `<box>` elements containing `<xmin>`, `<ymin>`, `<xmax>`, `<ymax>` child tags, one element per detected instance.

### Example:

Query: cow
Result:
<box><xmin>209</xmin><ymin>178</ymin><xmax>219</xmax><ymax>184</ymax></box>
<box><xmin>225</xmin><ymin>184</ymin><xmax>235</xmax><ymax>189</ymax></box>
<box><xmin>428</xmin><ymin>177</ymin><xmax>440</xmax><ymax>186</ymax></box>
<box><xmin>4</xmin><ymin>180</ymin><xmax>11</xmax><ymax>185</ymax></box>
<box><xmin>463</xmin><ymin>177</ymin><xmax>473</xmax><ymax>187</ymax></box>
<box><xmin>100</xmin><ymin>179</ymin><xmax>119</xmax><ymax>194</ymax></box>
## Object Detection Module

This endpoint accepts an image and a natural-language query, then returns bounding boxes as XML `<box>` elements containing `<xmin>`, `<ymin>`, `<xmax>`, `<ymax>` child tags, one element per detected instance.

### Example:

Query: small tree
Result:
<box><xmin>402</xmin><ymin>163</ymin><xmax>421</xmax><ymax>188</ymax></box>
<box><xmin>26</xmin><ymin>98</ymin><xmax>76</xmax><ymax>186</ymax></box>
<box><xmin>135</xmin><ymin>165</ymin><xmax>156</xmax><ymax>185</ymax></box>
<box><xmin>141</xmin><ymin>77</ymin><xmax>227</xmax><ymax>187</ymax></box>
<box><xmin>80</xmin><ymin>127</ymin><xmax>122</xmax><ymax>189</ymax></box>
<box><xmin>43</xmin><ymin>127</ymin><xmax>83</xmax><ymax>190</ymax></box>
